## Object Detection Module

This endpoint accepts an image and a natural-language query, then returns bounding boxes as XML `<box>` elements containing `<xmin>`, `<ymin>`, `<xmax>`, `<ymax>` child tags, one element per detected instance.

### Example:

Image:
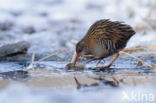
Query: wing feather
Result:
<box><xmin>84</xmin><ymin>19</ymin><xmax>135</xmax><ymax>50</ymax></box>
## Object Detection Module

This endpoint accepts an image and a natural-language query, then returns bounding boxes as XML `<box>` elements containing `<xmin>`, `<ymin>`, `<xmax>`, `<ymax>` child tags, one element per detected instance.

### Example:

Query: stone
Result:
<box><xmin>0</xmin><ymin>41</ymin><xmax>30</xmax><ymax>58</ymax></box>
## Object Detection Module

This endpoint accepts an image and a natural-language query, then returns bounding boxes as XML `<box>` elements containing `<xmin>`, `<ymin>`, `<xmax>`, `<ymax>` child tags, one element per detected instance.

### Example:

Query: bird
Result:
<box><xmin>73</xmin><ymin>19</ymin><xmax>135</xmax><ymax>69</ymax></box>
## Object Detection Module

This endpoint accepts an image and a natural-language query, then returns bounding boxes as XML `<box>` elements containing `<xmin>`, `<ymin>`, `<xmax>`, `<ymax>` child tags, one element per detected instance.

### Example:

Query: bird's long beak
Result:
<box><xmin>73</xmin><ymin>53</ymin><xmax>80</xmax><ymax>66</ymax></box>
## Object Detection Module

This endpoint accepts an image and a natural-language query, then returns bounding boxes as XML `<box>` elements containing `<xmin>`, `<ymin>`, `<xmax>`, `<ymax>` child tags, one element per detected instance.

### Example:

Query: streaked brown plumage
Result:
<box><xmin>74</xmin><ymin>19</ymin><xmax>135</xmax><ymax>68</ymax></box>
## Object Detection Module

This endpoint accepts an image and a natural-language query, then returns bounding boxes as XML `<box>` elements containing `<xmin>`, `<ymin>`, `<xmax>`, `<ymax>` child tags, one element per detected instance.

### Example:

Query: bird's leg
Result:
<box><xmin>96</xmin><ymin>59</ymin><xmax>105</xmax><ymax>66</ymax></box>
<box><xmin>95</xmin><ymin>53</ymin><xmax>119</xmax><ymax>69</ymax></box>
<box><xmin>96</xmin><ymin>60</ymin><xmax>101</xmax><ymax>66</ymax></box>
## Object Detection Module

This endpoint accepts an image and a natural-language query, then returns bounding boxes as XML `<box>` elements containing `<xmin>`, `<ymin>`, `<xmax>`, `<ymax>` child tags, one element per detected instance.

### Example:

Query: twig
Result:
<box><xmin>135</xmin><ymin>3</ymin><xmax>156</xmax><ymax>32</ymax></box>
<box><xmin>122</xmin><ymin>47</ymin><xmax>145</xmax><ymax>52</ymax></box>
<box><xmin>36</xmin><ymin>49</ymin><xmax>66</xmax><ymax>63</ymax></box>
<box><xmin>26</xmin><ymin>49</ymin><xmax>66</xmax><ymax>70</ymax></box>
<box><xmin>145</xmin><ymin>3</ymin><xmax>156</xmax><ymax>19</ymax></box>
<box><xmin>120</xmin><ymin>52</ymin><xmax>156</xmax><ymax>57</ymax></box>
<box><xmin>120</xmin><ymin>51</ymin><xmax>153</xmax><ymax>69</ymax></box>
<box><xmin>146</xmin><ymin>45</ymin><xmax>156</xmax><ymax>51</ymax></box>
<box><xmin>26</xmin><ymin>51</ymin><xmax>35</xmax><ymax>69</ymax></box>
<box><xmin>71</xmin><ymin>51</ymin><xmax>77</xmax><ymax>63</ymax></box>
<box><xmin>31</xmin><ymin>51</ymin><xmax>35</xmax><ymax>64</ymax></box>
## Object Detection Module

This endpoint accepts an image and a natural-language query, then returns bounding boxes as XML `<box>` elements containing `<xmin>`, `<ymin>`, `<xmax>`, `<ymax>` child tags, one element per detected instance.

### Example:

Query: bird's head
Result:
<box><xmin>73</xmin><ymin>41</ymin><xmax>88</xmax><ymax>65</ymax></box>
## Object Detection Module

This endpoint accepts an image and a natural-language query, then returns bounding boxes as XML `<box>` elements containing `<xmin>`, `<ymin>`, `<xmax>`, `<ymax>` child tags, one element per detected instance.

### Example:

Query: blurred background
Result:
<box><xmin>0</xmin><ymin>0</ymin><xmax>156</xmax><ymax>55</ymax></box>
<box><xmin>0</xmin><ymin>0</ymin><xmax>156</xmax><ymax>103</ymax></box>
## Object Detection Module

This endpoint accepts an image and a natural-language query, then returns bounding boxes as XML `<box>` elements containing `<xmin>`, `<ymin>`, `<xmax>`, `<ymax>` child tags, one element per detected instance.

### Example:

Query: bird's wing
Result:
<box><xmin>85</xmin><ymin>19</ymin><xmax>135</xmax><ymax>50</ymax></box>
<box><xmin>86</xmin><ymin>19</ymin><xmax>135</xmax><ymax>39</ymax></box>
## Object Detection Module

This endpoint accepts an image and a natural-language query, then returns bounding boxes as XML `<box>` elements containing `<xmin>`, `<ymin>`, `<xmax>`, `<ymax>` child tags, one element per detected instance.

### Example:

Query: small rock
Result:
<box><xmin>0</xmin><ymin>41</ymin><xmax>30</xmax><ymax>58</ymax></box>
<box><xmin>23</xmin><ymin>26</ymin><xmax>36</xmax><ymax>34</ymax></box>
<box><xmin>0</xmin><ymin>54</ymin><xmax>31</xmax><ymax>61</ymax></box>
<box><xmin>0</xmin><ymin>21</ymin><xmax>14</xmax><ymax>31</ymax></box>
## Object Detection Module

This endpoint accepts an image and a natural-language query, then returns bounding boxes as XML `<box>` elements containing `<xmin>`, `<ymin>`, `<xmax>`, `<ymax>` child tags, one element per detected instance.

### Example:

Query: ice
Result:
<box><xmin>0</xmin><ymin>83</ymin><xmax>155</xmax><ymax>103</ymax></box>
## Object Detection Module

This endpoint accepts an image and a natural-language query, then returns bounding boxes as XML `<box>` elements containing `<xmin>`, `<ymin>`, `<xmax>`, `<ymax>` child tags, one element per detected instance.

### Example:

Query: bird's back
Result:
<box><xmin>83</xmin><ymin>19</ymin><xmax>135</xmax><ymax>58</ymax></box>
<box><xmin>85</xmin><ymin>19</ymin><xmax>135</xmax><ymax>40</ymax></box>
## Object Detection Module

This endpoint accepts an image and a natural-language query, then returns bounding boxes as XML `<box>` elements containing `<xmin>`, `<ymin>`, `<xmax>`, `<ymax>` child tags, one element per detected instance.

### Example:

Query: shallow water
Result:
<box><xmin>0</xmin><ymin>60</ymin><xmax>156</xmax><ymax>103</ymax></box>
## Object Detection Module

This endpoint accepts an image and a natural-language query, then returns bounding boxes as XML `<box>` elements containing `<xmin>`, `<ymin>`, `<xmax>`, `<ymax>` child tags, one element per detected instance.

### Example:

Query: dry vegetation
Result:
<box><xmin>135</xmin><ymin>3</ymin><xmax>156</xmax><ymax>33</ymax></box>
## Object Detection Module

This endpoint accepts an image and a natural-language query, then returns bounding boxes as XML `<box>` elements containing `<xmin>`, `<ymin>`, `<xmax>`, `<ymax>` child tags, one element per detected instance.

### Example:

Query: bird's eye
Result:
<box><xmin>77</xmin><ymin>45</ymin><xmax>84</xmax><ymax>53</ymax></box>
<box><xmin>76</xmin><ymin>42</ymin><xmax>86</xmax><ymax>53</ymax></box>
<box><xmin>78</xmin><ymin>47</ymin><xmax>82</xmax><ymax>53</ymax></box>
